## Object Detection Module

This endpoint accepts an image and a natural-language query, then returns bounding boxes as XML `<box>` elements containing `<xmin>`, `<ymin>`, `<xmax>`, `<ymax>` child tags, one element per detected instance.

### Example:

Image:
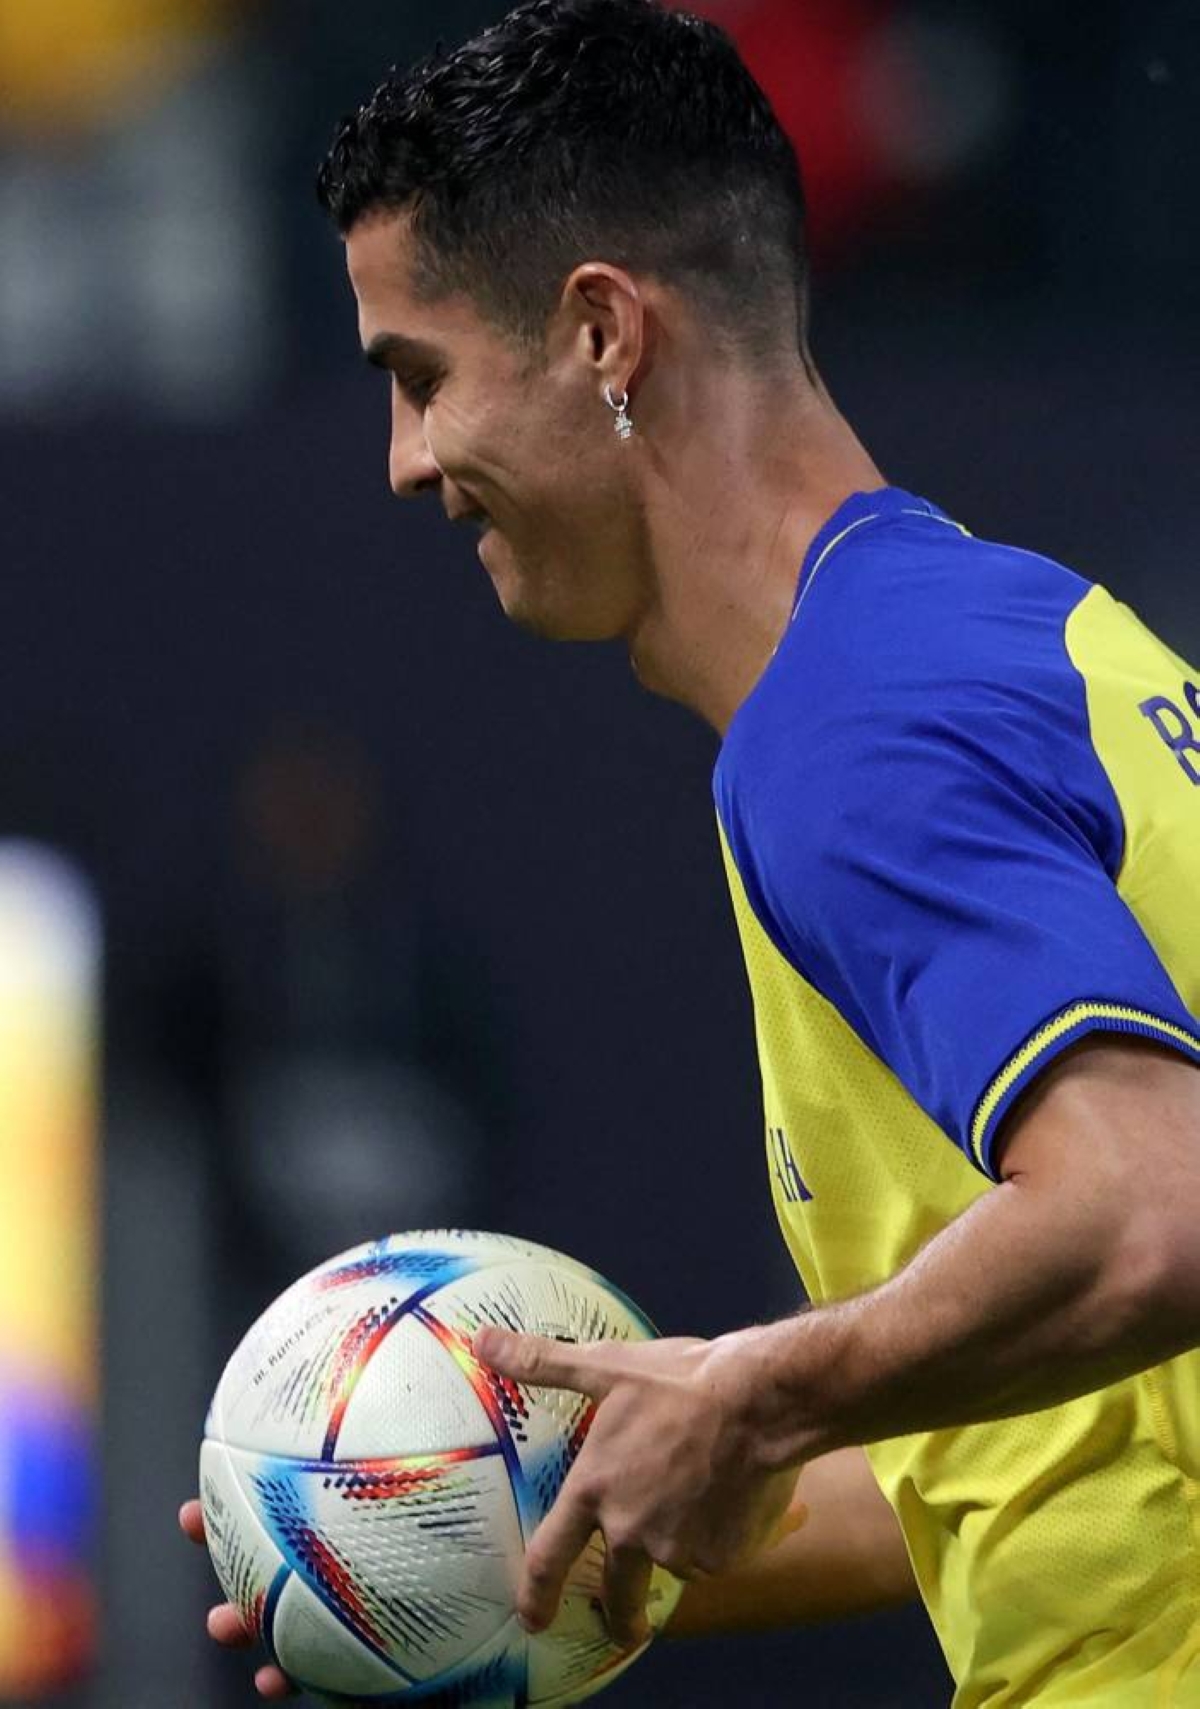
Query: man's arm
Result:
<box><xmin>742</xmin><ymin>1037</ymin><xmax>1200</xmax><ymax>1462</ymax></box>
<box><xmin>477</xmin><ymin>1038</ymin><xmax>1200</xmax><ymax>1637</ymax></box>
<box><xmin>668</xmin><ymin>1448</ymin><xmax>915</xmax><ymax>1638</ymax></box>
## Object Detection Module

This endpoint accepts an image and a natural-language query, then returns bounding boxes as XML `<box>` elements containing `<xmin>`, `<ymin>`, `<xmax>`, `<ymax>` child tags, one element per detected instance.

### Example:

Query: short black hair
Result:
<box><xmin>316</xmin><ymin>0</ymin><xmax>810</xmax><ymax>362</ymax></box>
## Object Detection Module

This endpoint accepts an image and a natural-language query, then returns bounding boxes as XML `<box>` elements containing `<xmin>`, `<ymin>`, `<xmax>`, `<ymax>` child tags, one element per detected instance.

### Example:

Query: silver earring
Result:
<box><xmin>604</xmin><ymin>384</ymin><xmax>634</xmax><ymax>442</ymax></box>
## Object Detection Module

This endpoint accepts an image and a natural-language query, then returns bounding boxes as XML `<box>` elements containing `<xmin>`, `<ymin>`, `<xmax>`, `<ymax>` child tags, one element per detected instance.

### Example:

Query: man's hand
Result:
<box><xmin>178</xmin><ymin>1501</ymin><xmax>297</xmax><ymax>1700</ymax></box>
<box><xmin>471</xmin><ymin>1325</ymin><xmax>803</xmax><ymax>1647</ymax></box>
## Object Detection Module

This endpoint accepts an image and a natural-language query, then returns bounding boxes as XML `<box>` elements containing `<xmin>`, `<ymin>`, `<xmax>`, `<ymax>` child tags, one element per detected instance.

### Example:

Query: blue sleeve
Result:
<box><xmin>722</xmin><ymin>557</ymin><xmax>1200</xmax><ymax>1181</ymax></box>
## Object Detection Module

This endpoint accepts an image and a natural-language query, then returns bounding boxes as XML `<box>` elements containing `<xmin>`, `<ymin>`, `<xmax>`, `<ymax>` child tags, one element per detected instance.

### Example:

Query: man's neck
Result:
<box><xmin>626</xmin><ymin>372</ymin><xmax>885</xmax><ymax>733</ymax></box>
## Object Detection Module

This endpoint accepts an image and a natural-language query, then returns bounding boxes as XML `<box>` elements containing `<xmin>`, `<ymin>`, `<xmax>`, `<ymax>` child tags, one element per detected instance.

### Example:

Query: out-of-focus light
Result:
<box><xmin>0</xmin><ymin>843</ymin><xmax>101</xmax><ymax>1696</ymax></box>
<box><xmin>678</xmin><ymin>0</ymin><xmax>1015</xmax><ymax>257</ymax></box>
<box><xmin>685</xmin><ymin>0</ymin><xmax>899</xmax><ymax>254</ymax></box>
<box><xmin>0</xmin><ymin>0</ymin><xmax>238</xmax><ymax>136</ymax></box>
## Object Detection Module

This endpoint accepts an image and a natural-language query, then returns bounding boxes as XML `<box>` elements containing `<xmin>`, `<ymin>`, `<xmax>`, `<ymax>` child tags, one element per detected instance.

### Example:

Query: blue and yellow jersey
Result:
<box><xmin>714</xmin><ymin>487</ymin><xmax>1200</xmax><ymax>1706</ymax></box>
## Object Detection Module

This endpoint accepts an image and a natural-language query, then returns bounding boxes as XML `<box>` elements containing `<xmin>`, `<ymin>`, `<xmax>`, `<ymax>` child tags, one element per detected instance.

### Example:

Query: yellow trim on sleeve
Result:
<box><xmin>971</xmin><ymin>1002</ymin><xmax>1200</xmax><ymax>1171</ymax></box>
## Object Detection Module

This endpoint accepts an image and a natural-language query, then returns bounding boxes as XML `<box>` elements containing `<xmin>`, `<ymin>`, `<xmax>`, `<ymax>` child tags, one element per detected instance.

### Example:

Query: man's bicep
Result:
<box><xmin>995</xmin><ymin>1034</ymin><xmax>1200</xmax><ymax>1194</ymax></box>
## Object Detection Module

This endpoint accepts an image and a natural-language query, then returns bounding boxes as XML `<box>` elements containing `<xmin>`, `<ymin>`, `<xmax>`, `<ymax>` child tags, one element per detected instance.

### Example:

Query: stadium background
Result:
<box><xmin>1</xmin><ymin>0</ymin><xmax>1197</xmax><ymax>1703</ymax></box>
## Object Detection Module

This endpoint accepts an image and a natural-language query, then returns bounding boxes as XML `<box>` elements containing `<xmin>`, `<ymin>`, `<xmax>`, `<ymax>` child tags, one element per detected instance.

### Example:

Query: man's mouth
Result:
<box><xmin>449</xmin><ymin>505</ymin><xmax>492</xmax><ymax>537</ymax></box>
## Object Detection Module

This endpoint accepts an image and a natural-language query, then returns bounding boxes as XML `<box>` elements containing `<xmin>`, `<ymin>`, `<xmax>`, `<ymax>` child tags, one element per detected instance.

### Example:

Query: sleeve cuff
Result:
<box><xmin>970</xmin><ymin>1001</ymin><xmax>1200</xmax><ymax>1180</ymax></box>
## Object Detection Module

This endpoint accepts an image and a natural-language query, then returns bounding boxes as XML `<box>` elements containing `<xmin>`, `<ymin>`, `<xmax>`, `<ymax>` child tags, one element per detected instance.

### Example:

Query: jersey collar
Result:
<box><xmin>791</xmin><ymin>486</ymin><xmax>932</xmax><ymax>621</ymax></box>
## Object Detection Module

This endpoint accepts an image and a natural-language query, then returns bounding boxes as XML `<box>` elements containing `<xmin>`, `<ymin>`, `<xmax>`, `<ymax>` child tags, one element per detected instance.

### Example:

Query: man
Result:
<box><xmin>182</xmin><ymin>1</ymin><xmax>1200</xmax><ymax>1701</ymax></box>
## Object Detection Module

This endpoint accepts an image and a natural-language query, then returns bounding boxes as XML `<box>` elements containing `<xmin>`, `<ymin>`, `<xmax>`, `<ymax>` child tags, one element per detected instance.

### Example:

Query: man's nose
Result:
<box><xmin>389</xmin><ymin>404</ymin><xmax>441</xmax><ymax>498</ymax></box>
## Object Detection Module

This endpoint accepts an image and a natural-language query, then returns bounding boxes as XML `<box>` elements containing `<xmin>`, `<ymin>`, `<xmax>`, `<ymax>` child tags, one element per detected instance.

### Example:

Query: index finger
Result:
<box><xmin>473</xmin><ymin>1329</ymin><xmax>614</xmax><ymax>1399</ymax></box>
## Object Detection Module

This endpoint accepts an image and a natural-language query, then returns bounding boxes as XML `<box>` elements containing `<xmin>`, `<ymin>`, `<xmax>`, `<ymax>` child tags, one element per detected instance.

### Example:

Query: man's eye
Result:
<box><xmin>394</xmin><ymin>372</ymin><xmax>438</xmax><ymax>407</ymax></box>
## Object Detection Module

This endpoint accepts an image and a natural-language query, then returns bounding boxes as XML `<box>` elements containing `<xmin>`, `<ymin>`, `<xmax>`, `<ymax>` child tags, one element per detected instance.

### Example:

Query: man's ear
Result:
<box><xmin>558</xmin><ymin>262</ymin><xmax>648</xmax><ymax>402</ymax></box>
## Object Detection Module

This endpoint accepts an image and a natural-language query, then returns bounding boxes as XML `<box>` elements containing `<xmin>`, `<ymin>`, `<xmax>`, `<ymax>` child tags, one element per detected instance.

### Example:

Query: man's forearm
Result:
<box><xmin>735</xmin><ymin>1081</ymin><xmax>1200</xmax><ymax>1468</ymax></box>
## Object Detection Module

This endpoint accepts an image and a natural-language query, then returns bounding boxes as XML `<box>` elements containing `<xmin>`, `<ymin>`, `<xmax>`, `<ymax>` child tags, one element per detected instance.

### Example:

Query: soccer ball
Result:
<box><xmin>200</xmin><ymin>1230</ymin><xmax>683</xmax><ymax>1706</ymax></box>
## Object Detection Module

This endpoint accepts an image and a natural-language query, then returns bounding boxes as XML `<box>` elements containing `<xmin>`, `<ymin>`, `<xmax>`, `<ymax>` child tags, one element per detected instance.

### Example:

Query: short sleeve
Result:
<box><xmin>744</xmin><ymin>708</ymin><xmax>1200</xmax><ymax>1182</ymax></box>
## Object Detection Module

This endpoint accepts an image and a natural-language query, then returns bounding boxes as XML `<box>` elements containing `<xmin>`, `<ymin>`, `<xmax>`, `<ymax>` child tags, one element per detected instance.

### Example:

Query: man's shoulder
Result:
<box><xmin>721</xmin><ymin>506</ymin><xmax>1094</xmax><ymax>787</ymax></box>
<box><xmin>714</xmin><ymin>503</ymin><xmax>1101</xmax><ymax>892</ymax></box>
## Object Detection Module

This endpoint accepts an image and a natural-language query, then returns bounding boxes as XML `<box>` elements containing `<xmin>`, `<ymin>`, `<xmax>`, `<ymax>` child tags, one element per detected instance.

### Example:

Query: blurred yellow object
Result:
<box><xmin>0</xmin><ymin>0</ymin><xmax>240</xmax><ymax>136</ymax></box>
<box><xmin>0</xmin><ymin>845</ymin><xmax>100</xmax><ymax>1693</ymax></box>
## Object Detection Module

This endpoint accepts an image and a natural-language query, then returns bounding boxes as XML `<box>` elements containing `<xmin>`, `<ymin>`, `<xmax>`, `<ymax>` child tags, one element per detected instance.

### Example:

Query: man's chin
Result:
<box><xmin>495</xmin><ymin>586</ymin><xmax>585</xmax><ymax>642</ymax></box>
<box><xmin>482</xmin><ymin>552</ymin><xmax>547</xmax><ymax>634</ymax></box>
<box><xmin>484</xmin><ymin>549</ymin><xmax>610</xmax><ymax>642</ymax></box>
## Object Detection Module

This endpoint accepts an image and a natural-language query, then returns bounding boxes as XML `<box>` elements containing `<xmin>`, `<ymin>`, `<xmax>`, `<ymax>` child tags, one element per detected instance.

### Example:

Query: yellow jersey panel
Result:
<box><xmin>1066</xmin><ymin>585</ymin><xmax>1200</xmax><ymax>1011</ymax></box>
<box><xmin>718</xmin><ymin>822</ymin><xmax>987</xmax><ymax>1302</ymax></box>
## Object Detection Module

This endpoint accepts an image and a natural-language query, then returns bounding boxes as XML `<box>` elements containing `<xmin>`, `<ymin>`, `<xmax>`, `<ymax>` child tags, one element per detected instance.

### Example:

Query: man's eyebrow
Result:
<box><xmin>363</xmin><ymin>331</ymin><xmax>442</xmax><ymax>369</ymax></box>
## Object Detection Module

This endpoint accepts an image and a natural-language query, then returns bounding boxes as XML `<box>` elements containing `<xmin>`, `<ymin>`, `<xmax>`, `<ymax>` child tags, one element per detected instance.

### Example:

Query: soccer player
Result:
<box><xmin>181</xmin><ymin>1</ymin><xmax>1200</xmax><ymax>1701</ymax></box>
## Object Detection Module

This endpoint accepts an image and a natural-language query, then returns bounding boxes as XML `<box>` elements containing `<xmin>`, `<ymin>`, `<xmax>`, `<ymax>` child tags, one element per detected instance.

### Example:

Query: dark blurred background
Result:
<box><xmin>1</xmin><ymin>0</ymin><xmax>1197</xmax><ymax>1704</ymax></box>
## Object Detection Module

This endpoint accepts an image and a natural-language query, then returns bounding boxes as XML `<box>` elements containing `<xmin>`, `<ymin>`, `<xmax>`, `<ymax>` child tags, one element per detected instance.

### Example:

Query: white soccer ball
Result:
<box><xmin>200</xmin><ymin>1230</ymin><xmax>682</xmax><ymax>1706</ymax></box>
